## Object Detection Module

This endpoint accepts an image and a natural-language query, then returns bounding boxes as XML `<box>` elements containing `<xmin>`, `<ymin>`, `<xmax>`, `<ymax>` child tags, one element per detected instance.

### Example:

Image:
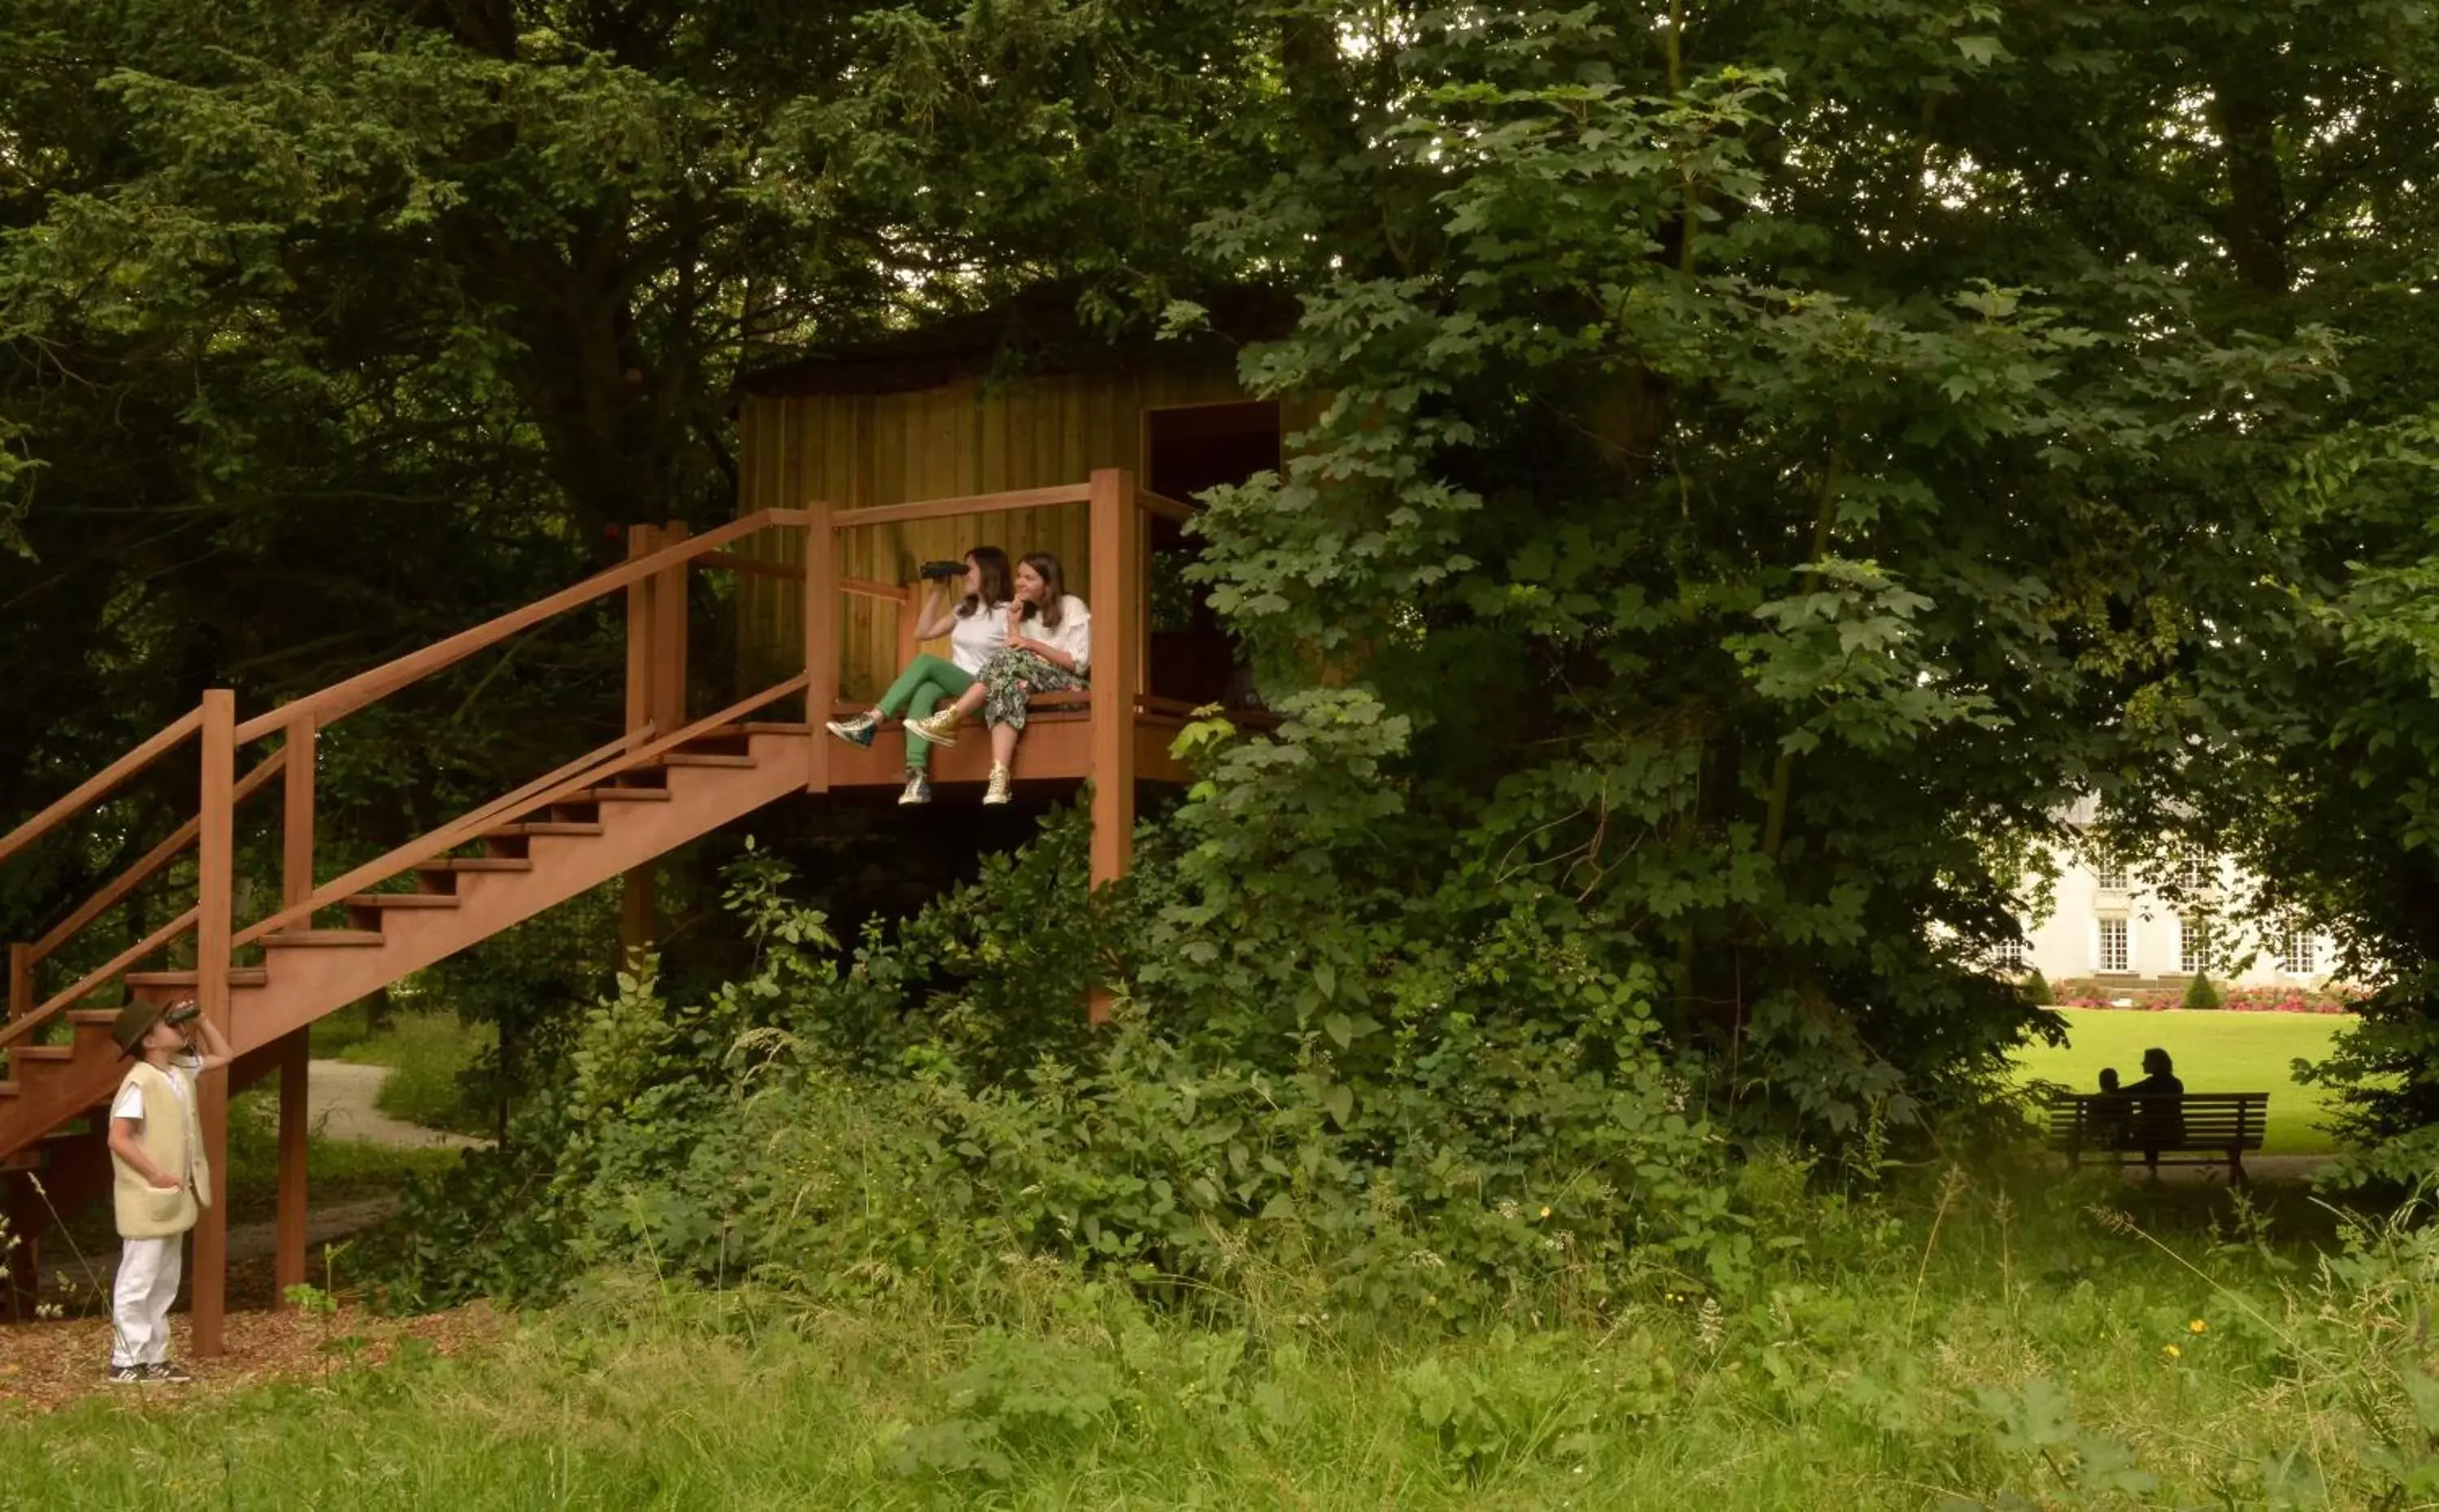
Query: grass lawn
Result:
<box><xmin>2013</xmin><ymin>1008</ymin><xmax>2351</xmax><ymax>1156</ymax></box>
<box><xmin>337</xmin><ymin>1011</ymin><xmax>496</xmax><ymax>1137</ymax></box>
<box><xmin>12</xmin><ymin>1167</ymin><xmax>2437</xmax><ymax>1510</ymax></box>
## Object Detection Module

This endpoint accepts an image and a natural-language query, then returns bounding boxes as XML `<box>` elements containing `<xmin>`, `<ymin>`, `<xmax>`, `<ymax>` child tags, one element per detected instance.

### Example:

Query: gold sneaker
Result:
<box><xmin>905</xmin><ymin>710</ymin><xmax>959</xmax><ymax>747</ymax></box>
<box><xmin>983</xmin><ymin>764</ymin><xmax>1013</xmax><ymax>806</ymax></box>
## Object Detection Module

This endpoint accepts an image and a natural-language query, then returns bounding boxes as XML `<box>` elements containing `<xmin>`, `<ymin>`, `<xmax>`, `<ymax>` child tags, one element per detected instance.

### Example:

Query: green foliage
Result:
<box><xmin>369</xmin><ymin>811</ymin><xmax>1763</xmax><ymax>1321</ymax></box>
<box><xmin>2019</xmin><ymin>969</ymin><xmax>2053</xmax><ymax>1007</ymax></box>
<box><xmin>1182</xmin><ymin>2</ymin><xmax>2342</xmax><ymax>1140</ymax></box>
<box><xmin>2184</xmin><ymin>973</ymin><xmax>2224</xmax><ymax>1012</ymax></box>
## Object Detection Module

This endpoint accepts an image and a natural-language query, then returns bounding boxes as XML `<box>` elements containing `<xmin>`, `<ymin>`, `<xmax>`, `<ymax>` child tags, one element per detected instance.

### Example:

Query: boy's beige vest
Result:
<box><xmin>111</xmin><ymin>1061</ymin><xmax>211</xmax><ymax>1239</ymax></box>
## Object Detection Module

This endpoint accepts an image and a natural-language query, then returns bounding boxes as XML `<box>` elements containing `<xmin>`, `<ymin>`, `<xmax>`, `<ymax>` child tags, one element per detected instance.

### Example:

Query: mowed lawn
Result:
<box><xmin>2013</xmin><ymin>1008</ymin><xmax>2353</xmax><ymax>1156</ymax></box>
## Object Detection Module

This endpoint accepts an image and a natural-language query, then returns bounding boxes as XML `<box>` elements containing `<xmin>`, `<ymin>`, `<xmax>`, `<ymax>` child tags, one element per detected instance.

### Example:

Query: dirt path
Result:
<box><xmin>305</xmin><ymin>1059</ymin><xmax>488</xmax><ymax>1151</ymax></box>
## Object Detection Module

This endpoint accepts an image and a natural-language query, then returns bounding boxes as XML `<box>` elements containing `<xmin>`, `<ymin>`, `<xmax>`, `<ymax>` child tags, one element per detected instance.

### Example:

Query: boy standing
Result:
<box><xmin>103</xmin><ymin>997</ymin><xmax>231</xmax><ymax>1384</ymax></box>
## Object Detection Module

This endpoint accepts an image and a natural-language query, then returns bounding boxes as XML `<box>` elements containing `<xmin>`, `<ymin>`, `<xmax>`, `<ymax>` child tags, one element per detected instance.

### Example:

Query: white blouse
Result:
<box><xmin>945</xmin><ymin>601</ymin><xmax>1011</xmax><ymax>675</ymax></box>
<box><xmin>1024</xmin><ymin>595</ymin><xmax>1092</xmax><ymax>676</ymax></box>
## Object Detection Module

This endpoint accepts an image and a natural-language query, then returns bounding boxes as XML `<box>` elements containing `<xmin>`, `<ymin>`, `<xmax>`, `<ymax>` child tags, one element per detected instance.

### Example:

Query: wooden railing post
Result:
<box><xmin>650</xmin><ymin>520</ymin><xmax>690</xmax><ymax>736</ymax></box>
<box><xmin>272</xmin><ymin>1027</ymin><xmax>309</xmax><ymax>1304</ymax></box>
<box><xmin>897</xmin><ymin>584</ymin><xmax>921</xmax><ymax>676</ymax></box>
<box><xmin>5</xmin><ymin>942</ymin><xmax>28</xmax><ymax>1023</ymax></box>
<box><xmin>1086</xmin><ymin>470</ymin><xmax>1138</xmax><ymax>1026</ymax></box>
<box><xmin>191</xmin><ymin>689</ymin><xmax>235</xmax><ymax>1358</ymax></box>
<box><xmin>623</xmin><ymin>524</ymin><xmax>659</xmax><ymax>736</ymax></box>
<box><xmin>282</xmin><ymin>716</ymin><xmax>315</xmax><ymax>924</ymax></box>
<box><xmin>804</xmin><ymin>502</ymin><xmax>837</xmax><ymax>793</ymax></box>
<box><xmin>1138</xmin><ymin>525</ymin><xmax>1153</xmax><ymax>700</ymax></box>
<box><xmin>622</xmin><ymin>525</ymin><xmax>659</xmax><ymax>954</ymax></box>
<box><xmin>272</xmin><ymin>711</ymin><xmax>316</xmax><ymax>1304</ymax></box>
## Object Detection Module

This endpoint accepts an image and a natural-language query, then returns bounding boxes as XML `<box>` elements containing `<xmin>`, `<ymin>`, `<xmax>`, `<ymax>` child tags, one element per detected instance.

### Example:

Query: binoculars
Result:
<box><xmin>916</xmin><ymin>560</ymin><xmax>966</xmax><ymax>581</ymax></box>
<box><xmin>164</xmin><ymin>1002</ymin><xmax>201</xmax><ymax>1027</ymax></box>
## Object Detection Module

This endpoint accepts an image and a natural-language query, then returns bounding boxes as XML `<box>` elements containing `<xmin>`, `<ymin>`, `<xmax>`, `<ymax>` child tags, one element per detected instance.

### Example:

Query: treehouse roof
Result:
<box><xmin>734</xmin><ymin>282</ymin><xmax>1298</xmax><ymax>398</ymax></box>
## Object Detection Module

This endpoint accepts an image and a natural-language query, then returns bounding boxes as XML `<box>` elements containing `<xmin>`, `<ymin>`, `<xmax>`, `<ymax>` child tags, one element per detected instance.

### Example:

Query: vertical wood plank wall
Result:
<box><xmin>734</xmin><ymin>364</ymin><xmax>1246</xmax><ymax>700</ymax></box>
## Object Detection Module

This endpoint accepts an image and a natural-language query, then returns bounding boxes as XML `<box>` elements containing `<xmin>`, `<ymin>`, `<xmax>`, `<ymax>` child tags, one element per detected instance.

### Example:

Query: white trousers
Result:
<box><xmin>111</xmin><ymin>1235</ymin><xmax>183</xmax><ymax>1367</ymax></box>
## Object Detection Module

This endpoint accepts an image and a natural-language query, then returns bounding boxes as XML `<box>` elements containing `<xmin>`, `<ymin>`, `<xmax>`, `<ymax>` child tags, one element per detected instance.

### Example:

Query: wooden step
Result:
<box><xmin>11</xmin><ymin>1046</ymin><xmax>72</xmax><ymax>1062</ymax></box>
<box><xmin>740</xmin><ymin>721</ymin><xmax>811</xmax><ymax>735</ymax></box>
<box><xmin>419</xmin><ymin>857</ymin><xmax>535</xmax><ymax>873</ymax></box>
<box><xmin>67</xmin><ymin>1010</ymin><xmax>120</xmax><ymax>1027</ymax></box>
<box><xmin>572</xmin><ymin>786</ymin><xmax>672</xmax><ymax>803</ymax></box>
<box><xmin>260</xmin><ymin>930</ymin><xmax>385</xmax><ymax>949</ymax></box>
<box><xmin>660</xmin><ymin>753</ymin><xmax>755</xmax><ymax>769</ymax></box>
<box><xmin>127</xmin><ymin>968</ymin><xmax>270</xmax><ymax>989</ymax></box>
<box><xmin>347</xmin><ymin>893</ymin><xmax>460</xmax><ymax>929</ymax></box>
<box><xmin>485</xmin><ymin>821</ymin><xmax>605</xmax><ymax>838</ymax></box>
<box><xmin>0</xmin><ymin>1080</ymin><xmax>18</xmax><ymax>1100</ymax></box>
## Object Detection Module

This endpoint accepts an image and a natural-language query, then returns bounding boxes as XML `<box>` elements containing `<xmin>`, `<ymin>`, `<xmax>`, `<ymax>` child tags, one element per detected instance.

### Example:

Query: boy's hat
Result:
<box><xmin>111</xmin><ymin>1001</ymin><xmax>169</xmax><ymax>1057</ymax></box>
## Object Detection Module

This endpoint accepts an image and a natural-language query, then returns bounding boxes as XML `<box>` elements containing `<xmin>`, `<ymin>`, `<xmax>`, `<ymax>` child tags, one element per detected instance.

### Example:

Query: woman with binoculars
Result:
<box><xmin>823</xmin><ymin>546</ymin><xmax>1014</xmax><ymax>806</ymax></box>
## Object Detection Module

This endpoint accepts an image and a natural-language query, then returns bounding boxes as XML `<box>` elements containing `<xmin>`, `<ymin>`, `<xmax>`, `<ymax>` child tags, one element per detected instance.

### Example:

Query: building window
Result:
<box><xmin>2093</xmin><ymin>859</ymin><xmax>2127</xmax><ymax>891</ymax></box>
<box><xmin>1994</xmin><ymin>937</ymin><xmax>2025</xmax><ymax>972</ymax></box>
<box><xmin>2180</xmin><ymin>851</ymin><xmax>2215</xmax><ymax>893</ymax></box>
<box><xmin>2098</xmin><ymin>918</ymin><xmax>2129</xmax><ymax>973</ymax></box>
<box><xmin>2282</xmin><ymin>932</ymin><xmax>2318</xmax><ymax>975</ymax></box>
<box><xmin>2180</xmin><ymin>918</ymin><xmax>2214</xmax><ymax>975</ymax></box>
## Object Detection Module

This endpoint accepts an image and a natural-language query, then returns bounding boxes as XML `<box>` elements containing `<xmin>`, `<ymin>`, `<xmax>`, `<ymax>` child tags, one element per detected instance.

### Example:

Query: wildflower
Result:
<box><xmin>2163</xmin><ymin>1343</ymin><xmax>2181</xmax><ymax>1359</ymax></box>
<box><xmin>2189</xmin><ymin>1319</ymin><xmax>2207</xmax><ymax>1334</ymax></box>
<box><xmin>1540</xmin><ymin>1206</ymin><xmax>1552</xmax><ymax>1219</ymax></box>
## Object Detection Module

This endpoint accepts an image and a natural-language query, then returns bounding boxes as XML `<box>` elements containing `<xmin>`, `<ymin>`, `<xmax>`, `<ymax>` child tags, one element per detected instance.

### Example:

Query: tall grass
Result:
<box><xmin>15</xmin><ymin>1166</ymin><xmax>2439</xmax><ymax>1510</ymax></box>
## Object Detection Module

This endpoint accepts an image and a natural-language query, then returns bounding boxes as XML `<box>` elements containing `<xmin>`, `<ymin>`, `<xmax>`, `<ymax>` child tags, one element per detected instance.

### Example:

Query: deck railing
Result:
<box><xmin>2</xmin><ymin>467</ymin><xmax>1178</xmax><ymax>1051</ymax></box>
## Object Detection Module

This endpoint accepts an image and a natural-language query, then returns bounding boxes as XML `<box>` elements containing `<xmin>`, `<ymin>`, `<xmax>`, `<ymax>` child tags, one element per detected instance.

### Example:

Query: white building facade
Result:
<box><xmin>2006</xmin><ymin>849</ymin><xmax>2336</xmax><ymax>989</ymax></box>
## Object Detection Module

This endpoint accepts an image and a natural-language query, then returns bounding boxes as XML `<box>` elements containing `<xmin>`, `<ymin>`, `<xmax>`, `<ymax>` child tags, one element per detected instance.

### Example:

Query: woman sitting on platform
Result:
<box><xmin>905</xmin><ymin>551</ymin><xmax>1090</xmax><ymax>806</ymax></box>
<box><xmin>824</xmin><ymin>545</ymin><xmax>1011</xmax><ymax>806</ymax></box>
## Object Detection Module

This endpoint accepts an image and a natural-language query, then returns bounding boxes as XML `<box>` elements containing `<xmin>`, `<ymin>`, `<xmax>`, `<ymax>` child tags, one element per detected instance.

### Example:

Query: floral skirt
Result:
<box><xmin>976</xmin><ymin>648</ymin><xmax>1087</xmax><ymax>732</ymax></box>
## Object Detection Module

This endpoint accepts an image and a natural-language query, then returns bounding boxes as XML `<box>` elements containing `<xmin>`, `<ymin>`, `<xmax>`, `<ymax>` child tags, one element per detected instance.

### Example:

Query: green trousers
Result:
<box><xmin>874</xmin><ymin>653</ymin><xmax>972</xmax><ymax>772</ymax></box>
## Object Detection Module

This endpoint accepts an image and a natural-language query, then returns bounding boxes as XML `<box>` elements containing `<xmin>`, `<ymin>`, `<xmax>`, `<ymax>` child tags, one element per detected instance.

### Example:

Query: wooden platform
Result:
<box><xmin>0</xmin><ymin>467</ymin><xmax>1224</xmax><ymax>1355</ymax></box>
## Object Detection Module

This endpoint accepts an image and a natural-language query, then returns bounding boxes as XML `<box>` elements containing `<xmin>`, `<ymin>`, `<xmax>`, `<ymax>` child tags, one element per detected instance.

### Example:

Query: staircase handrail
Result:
<box><xmin>26</xmin><ymin>749</ymin><xmax>287</xmax><ymax>968</ymax></box>
<box><xmin>232</xmin><ymin>672</ymin><xmax>808</xmax><ymax>950</ymax></box>
<box><xmin>4</xmin><ymin>515</ymin><xmax>815</xmax><ymax>1044</ymax></box>
<box><xmin>0</xmin><ymin>908</ymin><xmax>200</xmax><ymax>1054</ymax></box>
<box><xmin>0</xmin><ymin>706</ymin><xmax>205</xmax><ymax>871</ymax></box>
<box><xmin>232</xmin><ymin>508</ymin><xmax>805</xmax><ymax>745</ymax></box>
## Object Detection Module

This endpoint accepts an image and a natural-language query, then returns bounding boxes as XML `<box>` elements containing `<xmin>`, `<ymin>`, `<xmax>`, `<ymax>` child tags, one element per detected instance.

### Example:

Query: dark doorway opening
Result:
<box><xmin>1142</xmin><ymin>402</ymin><xmax>1283</xmax><ymax>707</ymax></box>
<box><xmin>1146</xmin><ymin>401</ymin><xmax>1284</xmax><ymax>505</ymax></box>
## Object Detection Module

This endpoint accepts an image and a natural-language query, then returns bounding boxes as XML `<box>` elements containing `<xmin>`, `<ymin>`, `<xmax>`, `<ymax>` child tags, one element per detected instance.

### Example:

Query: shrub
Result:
<box><xmin>2019</xmin><ymin>969</ymin><xmax>2053</xmax><ymax>1006</ymax></box>
<box><xmin>372</xmin><ymin>808</ymin><xmax>1769</xmax><ymax>1322</ymax></box>
<box><xmin>565</xmin><ymin>844</ymin><xmax>1749</xmax><ymax>1324</ymax></box>
<box><xmin>2182</xmin><ymin>973</ymin><xmax>2223</xmax><ymax>1011</ymax></box>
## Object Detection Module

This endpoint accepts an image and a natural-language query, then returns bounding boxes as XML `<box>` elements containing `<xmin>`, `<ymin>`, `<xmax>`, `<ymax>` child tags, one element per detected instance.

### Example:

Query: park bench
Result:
<box><xmin>2043</xmin><ymin>1092</ymin><xmax>2269</xmax><ymax>1184</ymax></box>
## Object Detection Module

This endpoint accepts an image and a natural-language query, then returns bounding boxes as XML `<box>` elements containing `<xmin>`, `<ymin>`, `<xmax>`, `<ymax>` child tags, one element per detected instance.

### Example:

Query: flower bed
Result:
<box><xmin>2050</xmin><ymin>979</ymin><xmax>2358</xmax><ymax>1014</ymax></box>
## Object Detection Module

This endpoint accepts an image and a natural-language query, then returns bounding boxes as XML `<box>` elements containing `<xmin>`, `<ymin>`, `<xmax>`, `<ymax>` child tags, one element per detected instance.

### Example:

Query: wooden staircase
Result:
<box><xmin>0</xmin><ymin>728</ymin><xmax>813</xmax><ymax>1162</ymax></box>
<box><xmin>1</xmin><ymin>469</ymin><xmax>1191</xmax><ymax>1346</ymax></box>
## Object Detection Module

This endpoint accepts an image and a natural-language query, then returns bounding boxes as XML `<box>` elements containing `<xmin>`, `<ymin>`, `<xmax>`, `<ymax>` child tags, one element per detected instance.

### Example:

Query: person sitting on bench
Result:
<box><xmin>2124</xmin><ymin>1047</ymin><xmax>2185</xmax><ymax>1175</ymax></box>
<box><xmin>2091</xmin><ymin>1067</ymin><xmax>2132</xmax><ymax>1150</ymax></box>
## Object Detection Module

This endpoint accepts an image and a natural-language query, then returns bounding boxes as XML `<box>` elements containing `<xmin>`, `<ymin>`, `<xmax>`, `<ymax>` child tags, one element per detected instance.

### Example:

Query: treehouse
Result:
<box><xmin>0</xmin><ymin>289</ymin><xmax>1297</xmax><ymax>1353</ymax></box>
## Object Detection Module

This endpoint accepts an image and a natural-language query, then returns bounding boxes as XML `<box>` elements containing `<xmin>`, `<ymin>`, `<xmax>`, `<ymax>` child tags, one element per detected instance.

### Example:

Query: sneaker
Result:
<box><xmin>824</xmin><ymin>711</ymin><xmax>880</xmax><ymax>748</ymax></box>
<box><xmin>897</xmin><ymin>771</ymin><xmax>933</xmax><ymax>806</ymax></box>
<box><xmin>106</xmin><ymin>1364</ymin><xmax>146</xmax><ymax>1386</ymax></box>
<box><xmin>147</xmin><ymin>1361</ymin><xmax>193</xmax><ymax>1384</ymax></box>
<box><xmin>904</xmin><ymin>710</ymin><xmax>959</xmax><ymax>748</ymax></box>
<box><xmin>983</xmin><ymin>765</ymin><xmax>1013</xmax><ymax>806</ymax></box>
